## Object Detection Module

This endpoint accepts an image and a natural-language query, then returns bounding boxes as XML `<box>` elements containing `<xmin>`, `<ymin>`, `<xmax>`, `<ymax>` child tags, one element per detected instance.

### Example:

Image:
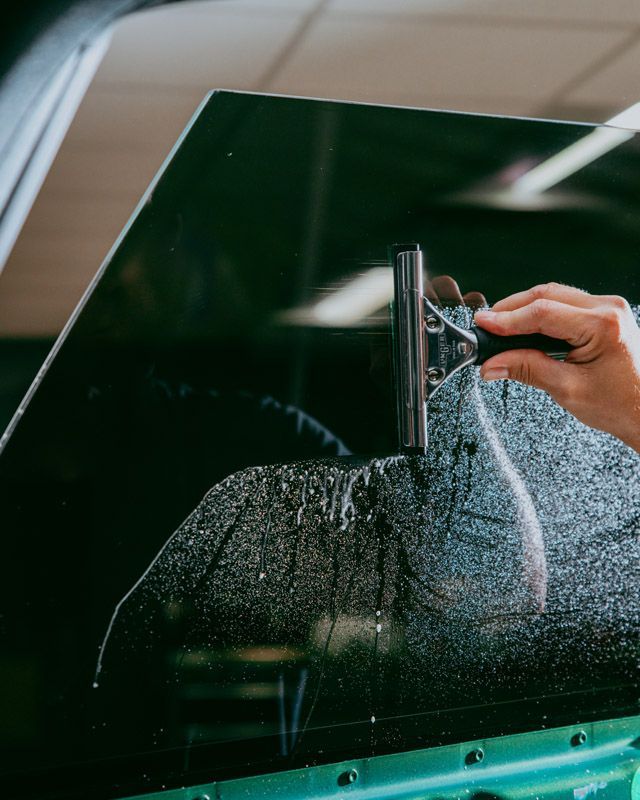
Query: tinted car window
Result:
<box><xmin>1</xmin><ymin>91</ymin><xmax>639</xmax><ymax>799</ymax></box>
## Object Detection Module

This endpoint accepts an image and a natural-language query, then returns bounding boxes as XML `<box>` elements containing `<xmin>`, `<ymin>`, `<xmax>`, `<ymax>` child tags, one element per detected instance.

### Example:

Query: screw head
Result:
<box><xmin>465</xmin><ymin>747</ymin><xmax>484</xmax><ymax>765</ymax></box>
<box><xmin>571</xmin><ymin>731</ymin><xmax>587</xmax><ymax>747</ymax></box>
<box><xmin>426</xmin><ymin>316</ymin><xmax>440</xmax><ymax>330</ymax></box>
<box><xmin>427</xmin><ymin>368</ymin><xmax>444</xmax><ymax>383</ymax></box>
<box><xmin>338</xmin><ymin>768</ymin><xmax>359</xmax><ymax>786</ymax></box>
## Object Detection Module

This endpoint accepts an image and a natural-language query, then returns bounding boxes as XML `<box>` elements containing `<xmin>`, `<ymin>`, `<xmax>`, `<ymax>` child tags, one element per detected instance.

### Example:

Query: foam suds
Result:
<box><xmin>92</xmin><ymin>306</ymin><xmax>640</xmax><ymax>750</ymax></box>
<box><xmin>94</xmin><ymin>455</ymin><xmax>401</xmax><ymax>686</ymax></box>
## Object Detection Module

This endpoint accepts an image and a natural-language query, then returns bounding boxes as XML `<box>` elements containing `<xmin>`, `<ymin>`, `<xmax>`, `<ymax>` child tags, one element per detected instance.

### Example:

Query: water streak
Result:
<box><xmin>472</xmin><ymin>379</ymin><xmax>548</xmax><ymax>610</ymax></box>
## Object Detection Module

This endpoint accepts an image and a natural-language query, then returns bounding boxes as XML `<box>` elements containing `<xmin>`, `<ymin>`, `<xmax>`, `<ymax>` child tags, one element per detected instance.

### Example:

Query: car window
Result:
<box><xmin>1</xmin><ymin>91</ymin><xmax>639</xmax><ymax>799</ymax></box>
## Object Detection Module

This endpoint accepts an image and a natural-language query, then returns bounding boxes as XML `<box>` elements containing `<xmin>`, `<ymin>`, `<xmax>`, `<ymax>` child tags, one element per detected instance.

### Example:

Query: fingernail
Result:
<box><xmin>481</xmin><ymin>367</ymin><xmax>509</xmax><ymax>381</ymax></box>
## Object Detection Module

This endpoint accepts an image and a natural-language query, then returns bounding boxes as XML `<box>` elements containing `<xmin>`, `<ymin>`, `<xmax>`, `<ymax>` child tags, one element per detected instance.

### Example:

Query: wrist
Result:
<box><xmin>615</xmin><ymin>403</ymin><xmax>640</xmax><ymax>454</ymax></box>
<box><xmin>621</xmin><ymin>430</ymin><xmax>640</xmax><ymax>455</ymax></box>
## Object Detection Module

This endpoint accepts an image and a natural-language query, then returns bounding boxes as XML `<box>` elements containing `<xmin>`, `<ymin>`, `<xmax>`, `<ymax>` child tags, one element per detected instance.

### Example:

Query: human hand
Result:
<box><xmin>474</xmin><ymin>284</ymin><xmax>640</xmax><ymax>453</ymax></box>
<box><xmin>426</xmin><ymin>275</ymin><xmax>486</xmax><ymax>309</ymax></box>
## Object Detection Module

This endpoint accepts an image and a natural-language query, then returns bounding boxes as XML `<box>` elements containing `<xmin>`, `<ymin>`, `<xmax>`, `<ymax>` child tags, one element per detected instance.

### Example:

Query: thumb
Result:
<box><xmin>480</xmin><ymin>349</ymin><xmax>576</xmax><ymax>400</ymax></box>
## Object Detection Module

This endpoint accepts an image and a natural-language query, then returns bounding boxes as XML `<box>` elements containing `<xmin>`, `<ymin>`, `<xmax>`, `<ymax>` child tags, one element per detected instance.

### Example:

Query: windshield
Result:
<box><xmin>1</xmin><ymin>91</ymin><xmax>639</xmax><ymax>800</ymax></box>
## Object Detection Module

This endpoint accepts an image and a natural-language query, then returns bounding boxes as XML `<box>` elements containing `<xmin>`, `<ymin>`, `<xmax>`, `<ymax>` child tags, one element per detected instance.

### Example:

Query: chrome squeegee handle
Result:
<box><xmin>394</xmin><ymin>246</ymin><xmax>428</xmax><ymax>452</ymax></box>
<box><xmin>471</xmin><ymin>327</ymin><xmax>572</xmax><ymax>365</ymax></box>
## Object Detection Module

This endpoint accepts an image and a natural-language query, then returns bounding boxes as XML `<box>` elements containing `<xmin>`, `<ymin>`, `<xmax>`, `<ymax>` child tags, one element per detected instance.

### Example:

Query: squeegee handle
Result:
<box><xmin>473</xmin><ymin>327</ymin><xmax>572</xmax><ymax>365</ymax></box>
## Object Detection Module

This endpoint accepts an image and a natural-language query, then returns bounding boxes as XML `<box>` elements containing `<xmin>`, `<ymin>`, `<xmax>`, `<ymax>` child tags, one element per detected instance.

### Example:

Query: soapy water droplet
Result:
<box><xmin>92</xmin><ymin>308</ymin><xmax>640</xmax><ymax>742</ymax></box>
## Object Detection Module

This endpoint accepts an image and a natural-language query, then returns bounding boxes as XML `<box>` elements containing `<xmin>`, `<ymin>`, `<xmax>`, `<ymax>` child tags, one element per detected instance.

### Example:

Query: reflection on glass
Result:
<box><xmin>509</xmin><ymin>101</ymin><xmax>640</xmax><ymax>198</ymax></box>
<box><xmin>0</xmin><ymin>91</ymin><xmax>639</xmax><ymax>800</ymax></box>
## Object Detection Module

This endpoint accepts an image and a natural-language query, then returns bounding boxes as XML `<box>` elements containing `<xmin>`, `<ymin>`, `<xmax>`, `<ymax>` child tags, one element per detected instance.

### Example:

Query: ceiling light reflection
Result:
<box><xmin>279</xmin><ymin>267</ymin><xmax>394</xmax><ymax>328</ymax></box>
<box><xmin>509</xmin><ymin>102</ymin><xmax>640</xmax><ymax>197</ymax></box>
<box><xmin>510</xmin><ymin>126</ymin><xmax>634</xmax><ymax>196</ymax></box>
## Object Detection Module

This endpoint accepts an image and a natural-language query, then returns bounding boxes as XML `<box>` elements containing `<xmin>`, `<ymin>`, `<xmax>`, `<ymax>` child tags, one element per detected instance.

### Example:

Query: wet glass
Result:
<box><xmin>1</xmin><ymin>90</ymin><xmax>639</xmax><ymax>799</ymax></box>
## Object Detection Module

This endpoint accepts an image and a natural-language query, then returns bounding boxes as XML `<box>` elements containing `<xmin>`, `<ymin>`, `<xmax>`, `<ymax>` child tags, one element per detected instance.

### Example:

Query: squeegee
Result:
<box><xmin>391</xmin><ymin>243</ymin><xmax>571</xmax><ymax>454</ymax></box>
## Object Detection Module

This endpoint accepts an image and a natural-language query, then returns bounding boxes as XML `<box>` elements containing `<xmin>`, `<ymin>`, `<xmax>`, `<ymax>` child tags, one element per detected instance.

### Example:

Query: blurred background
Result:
<box><xmin>3</xmin><ymin>0</ymin><xmax>640</xmax><ymax>342</ymax></box>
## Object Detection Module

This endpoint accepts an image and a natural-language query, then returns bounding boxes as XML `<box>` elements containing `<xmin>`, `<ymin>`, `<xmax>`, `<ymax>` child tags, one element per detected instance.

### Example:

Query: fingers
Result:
<box><xmin>425</xmin><ymin>283</ymin><xmax>441</xmax><ymax>307</ymax></box>
<box><xmin>428</xmin><ymin>275</ymin><xmax>487</xmax><ymax>308</ymax></box>
<box><xmin>462</xmin><ymin>290</ymin><xmax>487</xmax><ymax>308</ymax></box>
<box><xmin>474</xmin><ymin>299</ymin><xmax>592</xmax><ymax>346</ymax></box>
<box><xmin>480</xmin><ymin>349</ymin><xmax>579</xmax><ymax>403</ymax></box>
<box><xmin>492</xmin><ymin>282</ymin><xmax>599</xmax><ymax>312</ymax></box>
<box><xmin>431</xmin><ymin>275</ymin><xmax>464</xmax><ymax>305</ymax></box>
